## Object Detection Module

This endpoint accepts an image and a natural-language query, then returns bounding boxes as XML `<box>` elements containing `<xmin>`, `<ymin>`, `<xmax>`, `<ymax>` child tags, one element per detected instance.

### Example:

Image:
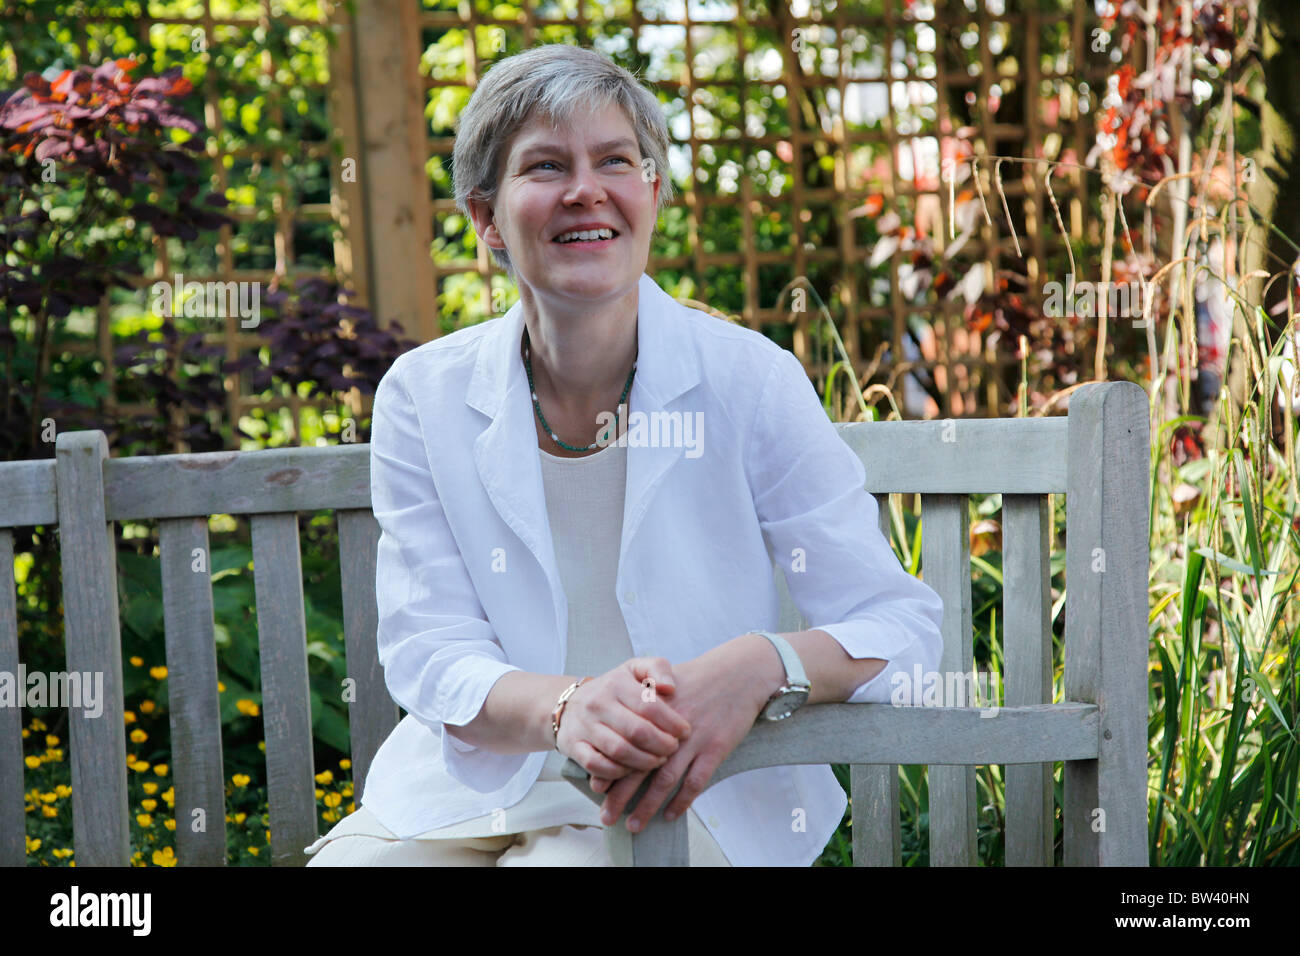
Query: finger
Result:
<box><xmin>599</xmin><ymin>769</ymin><xmax>648</xmax><ymax>825</ymax></box>
<box><xmin>568</xmin><ymin>739</ymin><xmax>628</xmax><ymax>780</ymax></box>
<box><xmin>661</xmin><ymin>754</ymin><xmax>719</xmax><ymax>823</ymax></box>
<box><xmin>630</xmin><ymin>657</ymin><xmax>677</xmax><ymax>698</ymax></box>
<box><xmin>590</xmin><ymin>776</ymin><xmax>611</xmax><ymax>794</ymax></box>
<box><xmin>590</xmin><ymin>720</ymin><xmax>673</xmax><ymax>772</ymax></box>
<box><xmin>614</xmin><ymin>703</ymin><xmax>685</xmax><ymax>756</ymax></box>
<box><xmin>625</xmin><ymin>753</ymin><xmax>691</xmax><ymax>832</ymax></box>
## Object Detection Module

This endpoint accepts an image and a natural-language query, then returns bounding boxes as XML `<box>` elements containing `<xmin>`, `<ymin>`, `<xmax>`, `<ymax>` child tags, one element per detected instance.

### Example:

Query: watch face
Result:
<box><xmin>763</xmin><ymin>689</ymin><xmax>808</xmax><ymax>721</ymax></box>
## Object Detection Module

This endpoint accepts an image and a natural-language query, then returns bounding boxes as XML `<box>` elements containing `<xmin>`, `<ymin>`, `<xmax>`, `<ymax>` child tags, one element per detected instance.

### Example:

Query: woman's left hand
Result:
<box><xmin>588</xmin><ymin>635</ymin><xmax>776</xmax><ymax>832</ymax></box>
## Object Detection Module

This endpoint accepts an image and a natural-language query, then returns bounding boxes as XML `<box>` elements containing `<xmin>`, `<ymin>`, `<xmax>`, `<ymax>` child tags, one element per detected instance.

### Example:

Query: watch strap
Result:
<box><xmin>751</xmin><ymin>630</ymin><xmax>809</xmax><ymax>690</ymax></box>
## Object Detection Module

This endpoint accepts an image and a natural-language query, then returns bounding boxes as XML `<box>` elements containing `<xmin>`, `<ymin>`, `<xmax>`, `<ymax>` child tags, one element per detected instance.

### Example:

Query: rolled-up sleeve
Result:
<box><xmin>371</xmin><ymin>357</ymin><xmax>527</xmax><ymax>790</ymax></box>
<box><xmin>744</xmin><ymin>348</ymin><xmax>944</xmax><ymax>705</ymax></box>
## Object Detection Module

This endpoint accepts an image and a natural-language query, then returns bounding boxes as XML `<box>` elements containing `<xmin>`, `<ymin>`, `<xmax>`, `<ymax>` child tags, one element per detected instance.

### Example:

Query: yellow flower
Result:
<box><xmin>257</xmin><ymin>741</ymin><xmax>266</xmax><ymax>753</ymax></box>
<box><xmin>24</xmin><ymin>756</ymin><xmax>39</xmax><ymax>770</ymax></box>
<box><xmin>149</xmin><ymin>666</ymin><xmax>168</xmax><ymax>680</ymax></box>
<box><xmin>247</xmin><ymin>846</ymin><xmax>259</xmax><ymax>856</ymax></box>
<box><xmin>162</xmin><ymin>787</ymin><xmax>175</xmax><ymax>808</ymax></box>
<box><xmin>130</xmin><ymin>656</ymin><xmax>143</xmax><ymax>666</ymax></box>
<box><xmin>342</xmin><ymin>784</ymin><xmax>353</xmax><ymax>798</ymax></box>
<box><xmin>314</xmin><ymin>770</ymin><xmax>333</xmax><ymax>785</ymax></box>
<box><xmin>217</xmin><ymin>681</ymin><xmax>226</xmax><ymax>692</ymax></box>
<box><xmin>55</xmin><ymin>785</ymin><xmax>71</xmax><ymax>798</ymax></box>
<box><xmin>264</xmin><ymin>829</ymin><xmax>271</xmax><ymax>844</ymax></box>
<box><xmin>44</xmin><ymin>748</ymin><xmax>63</xmax><ymax>762</ymax></box>
<box><xmin>25</xmin><ymin>836</ymin><xmax>41</xmax><ymax>854</ymax></box>
<box><xmin>347</xmin><ymin>801</ymin><xmax>355</xmax><ymax>813</ymax></box>
<box><xmin>322</xmin><ymin>808</ymin><xmax>339</xmax><ymax>822</ymax></box>
<box><xmin>139</xmin><ymin>700</ymin><xmax>156</xmax><ymax>714</ymax></box>
<box><xmin>41</xmin><ymin>805</ymin><xmax>57</xmax><ymax>818</ymax></box>
<box><xmin>141</xmin><ymin>799</ymin><xmax>157</xmax><ymax>812</ymax></box>
<box><xmin>323</xmin><ymin>792</ymin><xmax>342</xmax><ymax>808</ymax></box>
<box><xmin>142</xmin><ymin>782</ymin><xmax>158</xmax><ymax>795</ymax></box>
<box><xmin>45</xmin><ymin>734</ymin><xmax>59</xmax><ymax>747</ymax></box>
<box><xmin>232</xmin><ymin>773</ymin><xmax>250</xmax><ymax>788</ymax></box>
<box><xmin>29</xmin><ymin>718</ymin><xmax>46</xmax><ymax>732</ymax></box>
<box><xmin>236</xmin><ymin>699</ymin><xmax>259</xmax><ymax>717</ymax></box>
<box><xmin>314</xmin><ymin>788</ymin><xmax>324</xmax><ymax>799</ymax></box>
<box><xmin>52</xmin><ymin>848</ymin><xmax>73</xmax><ymax>860</ymax></box>
<box><xmin>153</xmin><ymin>764</ymin><xmax>168</xmax><ymax>777</ymax></box>
<box><xmin>129</xmin><ymin>760</ymin><xmax>150</xmax><ymax>773</ymax></box>
<box><xmin>123</xmin><ymin>711</ymin><xmax>136</xmax><ymax>724</ymax></box>
<box><xmin>152</xmin><ymin>847</ymin><xmax>176</xmax><ymax>867</ymax></box>
<box><xmin>235</xmin><ymin>812</ymin><xmax>247</xmax><ymax>824</ymax></box>
<box><xmin>137</xmin><ymin>813</ymin><xmax>153</xmax><ymax>827</ymax></box>
<box><xmin>339</xmin><ymin>758</ymin><xmax>351</xmax><ymax>770</ymax></box>
<box><xmin>163</xmin><ymin>819</ymin><xmax>175</xmax><ymax>831</ymax></box>
<box><xmin>130</xmin><ymin>729</ymin><xmax>147</xmax><ymax>744</ymax></box>
<box><xmin>21</xmin><ymin>728</ymin><xmax>28</xmax><ymax>738</ymax></box>
<box><xmin>40</xmin><ymin>792</ymin><xmax>56</xmax><ymax>803</ymax></box>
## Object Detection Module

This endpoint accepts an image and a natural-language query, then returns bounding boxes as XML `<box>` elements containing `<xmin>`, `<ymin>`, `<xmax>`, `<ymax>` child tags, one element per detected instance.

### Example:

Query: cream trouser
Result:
<box><xmin>304</xmin><ymin>803</ymin><xmax>732</xmax><ymax>867</ymax></box>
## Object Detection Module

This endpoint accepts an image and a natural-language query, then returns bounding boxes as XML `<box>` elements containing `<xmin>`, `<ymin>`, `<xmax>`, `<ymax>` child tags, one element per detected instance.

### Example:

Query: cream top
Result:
<box><xmin>411</xmin><ymin>442</ymin><xmax>632</xmax><ymax>838</ymax></box>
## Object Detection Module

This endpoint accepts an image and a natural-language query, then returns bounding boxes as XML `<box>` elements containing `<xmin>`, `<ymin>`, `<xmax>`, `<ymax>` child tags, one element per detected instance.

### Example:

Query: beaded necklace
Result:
<box><xmin>522</xmin><ymin>325</ymin><xmax>637</xmax><ymax>452</ymax></box>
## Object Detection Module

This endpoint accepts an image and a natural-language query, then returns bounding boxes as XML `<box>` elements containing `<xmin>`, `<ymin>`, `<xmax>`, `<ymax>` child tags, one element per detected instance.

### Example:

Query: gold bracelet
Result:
<box><xmin>551</xmin><ymin>676</ymin><xmax>592</xmax><ymax>748</ymax></box>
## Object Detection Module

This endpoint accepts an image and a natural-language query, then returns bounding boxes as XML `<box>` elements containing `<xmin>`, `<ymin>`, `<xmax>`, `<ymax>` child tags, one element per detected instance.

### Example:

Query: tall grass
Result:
<box><xmin>799</xmin><ymin>172</ymin><xmax>1300</xmax><ymax>865</ymax></box>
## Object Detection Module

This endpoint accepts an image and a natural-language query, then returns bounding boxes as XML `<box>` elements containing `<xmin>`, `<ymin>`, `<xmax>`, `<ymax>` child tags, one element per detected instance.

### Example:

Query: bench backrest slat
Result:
<box><xmin>103</xmin><ymin>445</ymin><xmax>371</xmax><ymax>521</ymax></box>
<box><xmin>1002</xmin><ymin>494</ymin><xmax>1055</xmax><ymax>865</ymax></box>
<box><xmin>920</xmin><ymin>492</ymin><xmax>978</xmax><ymax>865</ymax></box>
<box><xmin>158</xmin><ymin>516</ymin><xmax>228</xmax><ymax>866</ymax></box>
<box><xmin>337</xmin><ymin>509</ymin><xmax>397</xmax><ymax>801</ymax></box>
<box><xmin>835</xmin><ymin>418</ymin><xmax>1068</xmax><ymax>493</ymax></box>
<box><xmin>56</xmin><ymin>432</ymin><xmax>130</xmax><ymax>867</ymax></box>
<box><xmin>0</xmin><ymin>529</ymin><xmax>25</xmax><ymax>867</ymax></box>
<box><xmin>0</xmin><ymin>460</ymin><xmax>56</xmax><ymax>526</ymax></box>
<box><xmin>249</xmin><ymin>512</ymin><xmax>318</xmax><ymax>866</ymax></box>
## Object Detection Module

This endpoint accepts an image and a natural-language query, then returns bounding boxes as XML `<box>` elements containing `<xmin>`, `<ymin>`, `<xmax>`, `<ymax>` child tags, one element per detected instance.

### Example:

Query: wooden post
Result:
<box><xmin>349</xmin><ymin>0</ymin><xmax>438</xmax><ymax>343</ymax></box>
<box><xmin>1063</xmin><ymin>381</ymin><xmax>1151</xmax><ymax>866</ymax></box>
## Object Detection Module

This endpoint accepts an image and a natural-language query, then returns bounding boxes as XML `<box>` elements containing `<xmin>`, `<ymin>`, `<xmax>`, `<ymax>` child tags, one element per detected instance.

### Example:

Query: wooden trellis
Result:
<box><xmin>4</xmin><ymin>0</ymin><xmax>1116</xmax><ymax>448</ymax></box>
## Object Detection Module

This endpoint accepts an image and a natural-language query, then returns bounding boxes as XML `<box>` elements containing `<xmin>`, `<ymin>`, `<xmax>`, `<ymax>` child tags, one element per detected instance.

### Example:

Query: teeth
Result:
<box><xmin>555</xmin><ymin>228</ymin><xmax>615</xmax><ymax>243</ymax></box>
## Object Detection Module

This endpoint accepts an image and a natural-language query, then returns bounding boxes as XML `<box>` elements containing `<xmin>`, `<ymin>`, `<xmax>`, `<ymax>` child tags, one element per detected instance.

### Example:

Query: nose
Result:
<box><xmin>562</xmin><ymin>161</ymin><xmax>608</xmax><ymax>206</ymax></box>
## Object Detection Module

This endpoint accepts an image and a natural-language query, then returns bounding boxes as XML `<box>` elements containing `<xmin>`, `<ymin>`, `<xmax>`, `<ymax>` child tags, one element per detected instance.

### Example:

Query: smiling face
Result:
<box><xmin>468</xmin><ymin>100</ymin><xmax>661</xmax><ymax>308</ymax></box>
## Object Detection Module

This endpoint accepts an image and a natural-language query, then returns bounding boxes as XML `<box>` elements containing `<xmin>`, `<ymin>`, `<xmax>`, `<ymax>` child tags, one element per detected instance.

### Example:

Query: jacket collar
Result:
<box><xmin>467</xmin><ymin>273</ymin><xmax>701</xmax><ymax>649</ymax></box>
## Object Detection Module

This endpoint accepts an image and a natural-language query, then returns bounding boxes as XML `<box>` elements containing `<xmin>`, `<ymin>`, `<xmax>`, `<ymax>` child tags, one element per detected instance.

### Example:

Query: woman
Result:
<box><xmin>306</xmin><ymin>44</ymin><xmax>944</xmax><ymax>867</ymax></box>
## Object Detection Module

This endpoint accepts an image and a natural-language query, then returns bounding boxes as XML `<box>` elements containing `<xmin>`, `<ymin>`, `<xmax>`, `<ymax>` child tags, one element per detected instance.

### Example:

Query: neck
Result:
<box><xmin>520</xmin><ymin>286</ymin><xmax>639</xmax><ymax>414</ymax></box>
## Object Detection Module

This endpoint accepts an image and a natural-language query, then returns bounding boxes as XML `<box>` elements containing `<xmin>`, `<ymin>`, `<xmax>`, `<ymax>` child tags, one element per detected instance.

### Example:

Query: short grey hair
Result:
<box><xmin>451</xmin><ymin>44</ymin><xmax>675</xmax><ymax>280</ymax></box>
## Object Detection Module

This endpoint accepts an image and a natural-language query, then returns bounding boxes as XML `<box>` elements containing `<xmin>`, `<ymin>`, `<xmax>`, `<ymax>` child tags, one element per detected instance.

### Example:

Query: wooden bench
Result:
<box><xmin>0</xmin><ymin>380</ymin><xmax>1150</xmax><ymax>867</ymax></box>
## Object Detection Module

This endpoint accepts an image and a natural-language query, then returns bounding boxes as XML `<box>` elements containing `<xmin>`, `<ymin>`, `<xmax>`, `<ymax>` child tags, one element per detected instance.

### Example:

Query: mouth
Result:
<box><xmin>552</xmin><ymin>230</ymin><xmax>620</xmax><ymax>248</ymax></box>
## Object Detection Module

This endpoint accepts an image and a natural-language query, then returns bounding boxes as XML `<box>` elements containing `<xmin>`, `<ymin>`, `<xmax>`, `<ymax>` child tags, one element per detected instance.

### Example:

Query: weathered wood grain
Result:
<box><xmin>55</xmin><ymin>431</ymin><xmax>129</xmax><ymax>867</ymax></box>
<box><xmin>250</xmin><ymin>513</ymin><xmax>317</xmax><ymax>866</ymax></box>
<box><xmin>159</xmin><ymin>517</ymin><xmax>227</xmax><ymax>866</ymax></box>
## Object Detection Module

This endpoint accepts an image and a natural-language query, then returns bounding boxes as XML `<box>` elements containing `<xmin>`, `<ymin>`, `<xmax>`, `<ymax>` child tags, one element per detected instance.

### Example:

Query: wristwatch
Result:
<box><xmin>750</xmin><ymin>631</ymin><xmax>811</xmax><ymax>722</ymax></box>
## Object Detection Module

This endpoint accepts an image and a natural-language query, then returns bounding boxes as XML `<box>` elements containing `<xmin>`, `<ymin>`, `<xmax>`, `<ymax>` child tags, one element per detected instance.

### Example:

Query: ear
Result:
<box><xmin>467</xmin><ymin>195</ymin><xmax>501</xmax><ymax>249</ymax></box>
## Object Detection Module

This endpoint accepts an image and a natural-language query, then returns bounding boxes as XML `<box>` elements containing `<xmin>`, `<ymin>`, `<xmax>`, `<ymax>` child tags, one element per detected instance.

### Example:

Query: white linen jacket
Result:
<box><xmin>359</xmin><ymin>272</ymin><xmax>945</xmax><ymax>866</ymax></box>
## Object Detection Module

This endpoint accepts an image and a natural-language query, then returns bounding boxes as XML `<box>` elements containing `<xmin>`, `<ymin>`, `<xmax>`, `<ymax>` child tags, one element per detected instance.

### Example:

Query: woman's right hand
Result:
<box><xmin>555</xmin><ymin>657</ymin><xmax>692</xmax><ymax>780</ymax></box>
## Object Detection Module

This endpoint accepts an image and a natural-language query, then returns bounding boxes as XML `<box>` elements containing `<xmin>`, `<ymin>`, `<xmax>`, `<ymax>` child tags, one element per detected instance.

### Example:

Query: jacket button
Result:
<box><xmin>624</xmin><ymin>591</ymin><xmax>636</xmax><ymax>604</ymax></box>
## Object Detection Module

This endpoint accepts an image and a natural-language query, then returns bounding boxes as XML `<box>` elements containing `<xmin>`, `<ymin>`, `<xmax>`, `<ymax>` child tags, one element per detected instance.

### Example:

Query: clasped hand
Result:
<box><xmin>554</xmin><ymin>639</ymin><xmax>771</xmax><ymax>833</ymax></box>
